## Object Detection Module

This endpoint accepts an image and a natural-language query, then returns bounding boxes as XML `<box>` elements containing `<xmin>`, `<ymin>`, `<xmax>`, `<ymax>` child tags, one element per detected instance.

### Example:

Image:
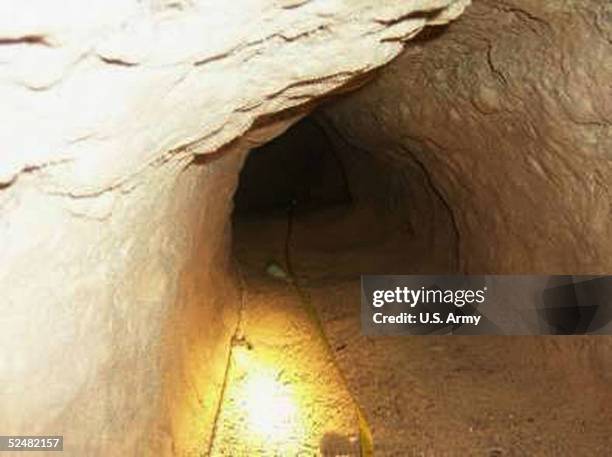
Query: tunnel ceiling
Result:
<box><xmin>321</xmin><ymin>0</ymin><xmax>612</xmax><ymax>274</ymax></box>
<box><xmin>0</xmin><ymin>0</ymin><xmax>469</xmax><ymax>196</ymax></box>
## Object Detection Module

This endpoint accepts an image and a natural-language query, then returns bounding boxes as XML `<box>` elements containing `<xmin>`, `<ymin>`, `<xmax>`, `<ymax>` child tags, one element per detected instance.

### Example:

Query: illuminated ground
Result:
<box><xmin>231</xmin><ymin>204</ymin><xmax>612</xmax><ymax>456</ymax></box>
<box><xmin>208</xmin><ymin>248</ymin><xmax>363</xmax><ymax>456</ymax></box>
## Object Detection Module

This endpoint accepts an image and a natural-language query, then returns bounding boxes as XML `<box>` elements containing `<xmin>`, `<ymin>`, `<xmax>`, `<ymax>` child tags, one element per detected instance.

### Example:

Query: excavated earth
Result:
<box><xmin>233</xmin><ymin>1</ymin><xmax>612</xmax><ymax>451</ymax></box>
<box><xmin>2</xmin><ymin>0</ymin><xmax>612</xmax><ymax>455</ymax></box>
<box><xmin>234</xmin><ymin>204</ymin><xmax>612</xmax><ymax>456</ymax></box>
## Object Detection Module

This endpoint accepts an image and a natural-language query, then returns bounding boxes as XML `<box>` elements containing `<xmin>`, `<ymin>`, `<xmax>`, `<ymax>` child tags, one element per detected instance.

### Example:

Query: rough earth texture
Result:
<box><xmin>0</xmin><ymin>0</ymin><xmax>469</xmax><ymax>455</ymax></box>
<box><xmin>323</xmin><ymin>0</ymin><xmax>612</xmax><ymax>275</ymax></box>
<box><xmin>313</xmin><ymin>1</ymin><xmax>612</xmax><ymax>454</ymax></box>
<box><xmin>236</xmin><ymin>1</ymin><xmax>612</xmax><ymax>454</ymax></box>
<box><xmin>234</xmin><ymin>204</ymin><xmax>612</xmax><ymax>456</ymax></box>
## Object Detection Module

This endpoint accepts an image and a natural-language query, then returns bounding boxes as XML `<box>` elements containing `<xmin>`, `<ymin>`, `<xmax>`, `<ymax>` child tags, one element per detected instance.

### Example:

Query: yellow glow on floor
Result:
<box><xmin>208</xmin><ymin>280</ymin><xmax>361</xmax><ymax>455</ymax></box>
<box><xmin>219</xmin><ymin>346</ymin><xmax>306</xmax><ymax>454</ymax></box>
<box><xmin>241</xmin><ymin>369</ymin><xmax>300</xmax><ymax>438</ymax></box>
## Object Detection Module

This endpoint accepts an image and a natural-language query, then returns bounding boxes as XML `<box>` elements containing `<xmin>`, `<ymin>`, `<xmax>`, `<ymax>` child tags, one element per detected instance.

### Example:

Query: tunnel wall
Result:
<box><xmin>323</xmin><ymin>0</ymin><xmax>612</xmax><ymax>275</ymax></box>
<box><xmin>0</xmin><ymin>1</ymin><xmax>471</xmax><ymax>453</ymax></box>
<box><xmin>317</xmin><ymin>115</ymin><xmax>460</xmax><ymax>272</ymax></box>
<box><xmin>0</xmin><ymin>151</ymin><xmax>244</xmax><ymax>455</ymax></box>
<box><xmin>321</xmin><ymin>0</ymin><xmax>612</xmax><ymax>393</ymax></box>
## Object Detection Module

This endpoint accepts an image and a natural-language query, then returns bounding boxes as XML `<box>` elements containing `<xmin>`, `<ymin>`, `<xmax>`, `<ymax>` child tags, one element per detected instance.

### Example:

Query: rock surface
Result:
<box><xmin>0</xmin><ymin>0</ymin><xmax>469</xmax><ymax>455</ymax></box>
<box><xmin>0</xmin><ymin>0</ymin><xmax>469</xmax><ymax>193</ymax></box>
<box><xmin>317</xmin><ymin>1</ymin><xmax>612</xmax><ymax>453</ymax></box>
<box><xmin>323</xmin><ymin>0</ymin><xmax>612</xmax><ymax>274</ymax></box>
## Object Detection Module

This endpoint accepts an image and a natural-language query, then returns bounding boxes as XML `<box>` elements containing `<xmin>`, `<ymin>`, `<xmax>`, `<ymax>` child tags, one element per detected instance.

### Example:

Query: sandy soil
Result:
<box><xmin>233</xmin><ymin>204</ymin><xmax>612</xmax><ymax>456</ymax></box>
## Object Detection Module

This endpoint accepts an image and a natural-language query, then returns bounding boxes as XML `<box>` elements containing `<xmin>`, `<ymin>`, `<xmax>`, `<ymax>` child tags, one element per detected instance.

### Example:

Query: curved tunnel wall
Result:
<box><xmin>1</xmin><ymin>0</ymin><xmax>611</xmax><ymax>455</ymax></box>
<box><xmin>0</xmin><ymin>1</ymin><xmax>471</xmax><ymax>454</ymax></box>
<box><xmin>322</xmin><ymin>0</ymin><xmax>612</xmax><ymax>275</ymax></box>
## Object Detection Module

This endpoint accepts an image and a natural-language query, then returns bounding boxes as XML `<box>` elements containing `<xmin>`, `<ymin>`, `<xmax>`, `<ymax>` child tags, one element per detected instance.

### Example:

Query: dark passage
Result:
<box><xmin>233</xmin><ymin>117</ymin><xmax>351</xmax><ymax>215</ymax></box>
<box><xmin>232</xmin><ymin>110</ymin><xmax>458</xmax><ymax>281</ymax></box>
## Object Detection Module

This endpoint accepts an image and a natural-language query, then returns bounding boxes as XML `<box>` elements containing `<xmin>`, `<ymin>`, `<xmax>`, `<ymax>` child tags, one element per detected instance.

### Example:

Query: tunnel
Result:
<box><xmin>222</xmin><ymin>102</ymin><xmax>612</xmax><ymax>454</ymax></box>
<box><xmin>1</xmin><ymin>0</ymin><xmax>612</xmax><ymax>456</ymax></box>
<box><xmin>232</xmin><ymin>113</ymin><xmax>457</xmax><ymax>277</ymax></box>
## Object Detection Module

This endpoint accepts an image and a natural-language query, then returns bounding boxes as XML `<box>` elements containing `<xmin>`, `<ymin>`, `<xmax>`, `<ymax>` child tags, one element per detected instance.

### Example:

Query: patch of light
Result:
<box><xmin>230</xmin><ymin>346</ymin><xmax>306</xmax><ymax>452</ymax></box>
<box><xmin>241</xmin><ymin>371</ymin><xmax>299</xmax><ymax>439</ymax></box>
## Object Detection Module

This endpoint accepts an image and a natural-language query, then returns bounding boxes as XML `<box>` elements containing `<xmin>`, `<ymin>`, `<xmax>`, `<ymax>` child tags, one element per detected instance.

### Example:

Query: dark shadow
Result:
<box><xmin>233</xmin><ymin>116</ymin><xmax>352</xmax><ymax>214</ymax></box>
<box><xmin>410</xmin><ymin>24</ymin><xmax>450</xmax><ymax>44</ymax></box>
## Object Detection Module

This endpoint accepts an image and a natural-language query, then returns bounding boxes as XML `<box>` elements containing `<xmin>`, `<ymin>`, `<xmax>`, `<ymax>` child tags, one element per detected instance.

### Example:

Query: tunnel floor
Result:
<box><xmin>207</xmin><ymin>259</ymin><xmax>361</xmax><ymax>456</ymax></box>
<box><xmin>228</xmin><ymin>203</ymin><xmax>612</xmax><ymax>456</ymax></box>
